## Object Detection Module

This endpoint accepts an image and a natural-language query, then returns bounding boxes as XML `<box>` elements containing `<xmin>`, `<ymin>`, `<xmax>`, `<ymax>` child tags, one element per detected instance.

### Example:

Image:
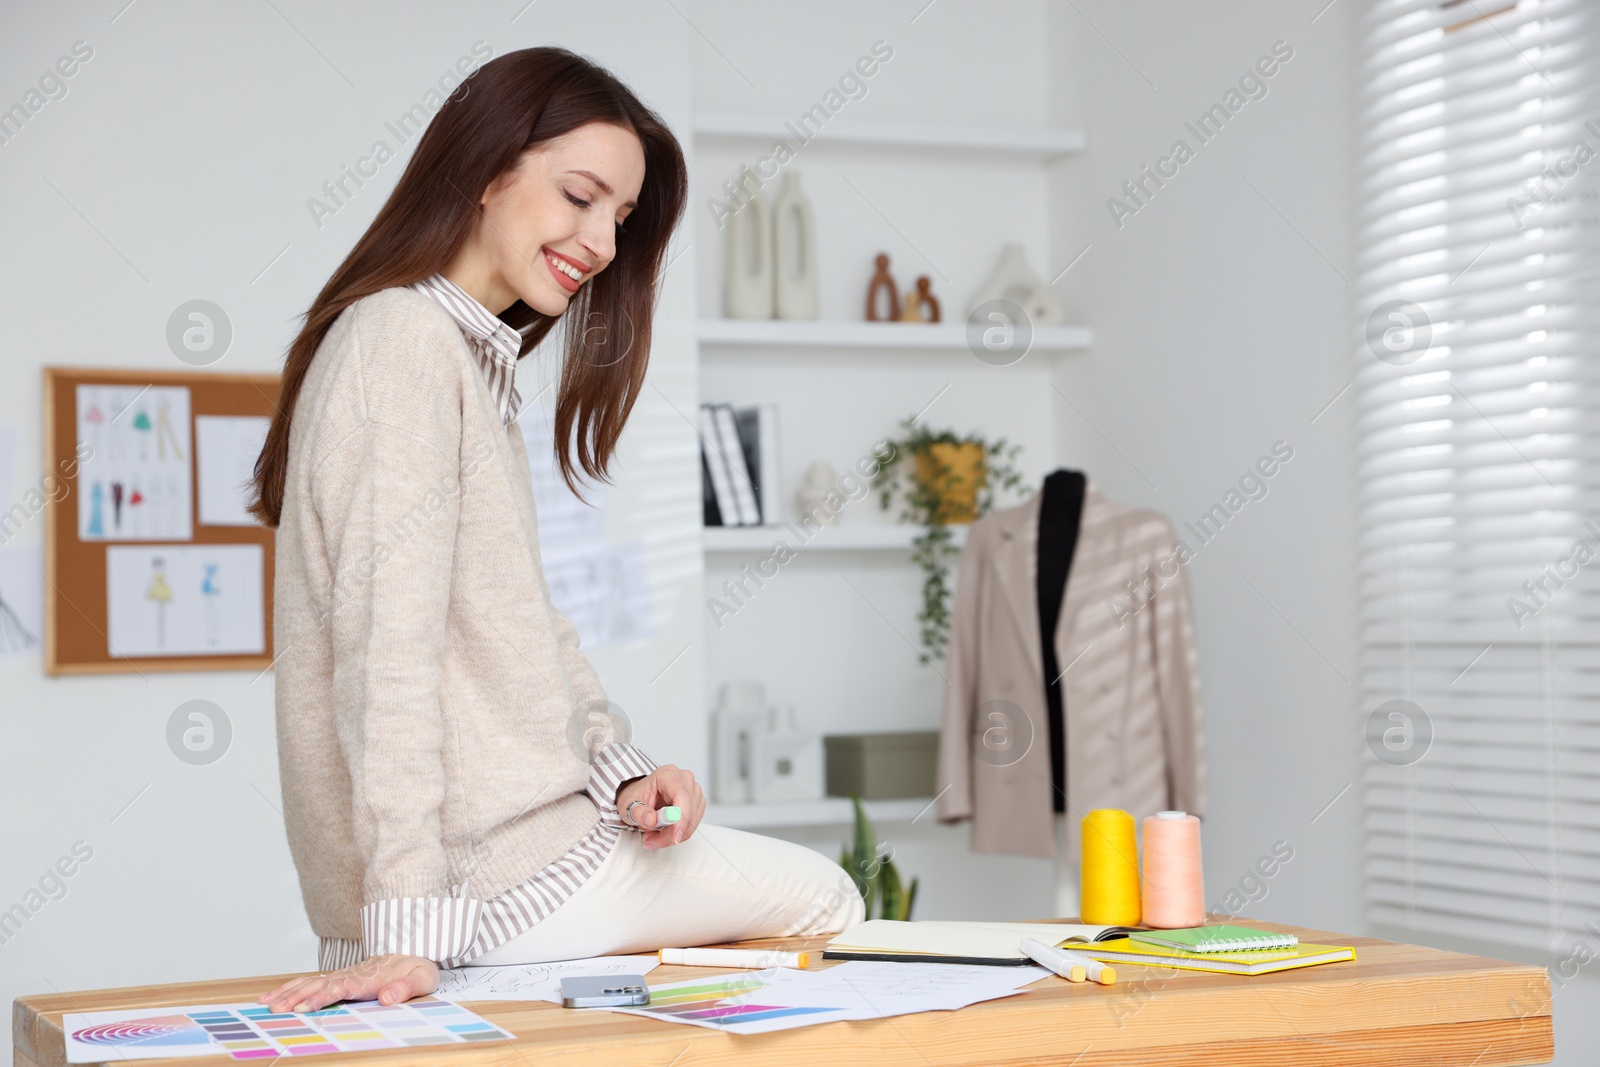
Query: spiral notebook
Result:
<box><xmin>1129</xmin><ymin>924</ymin><xmax>1298</xmax><ymax>953</ymax></box>
<box><xmin>1084</xmin><ymin>937</ymin><xmax>1354</xmax><ymax>975</ymax></box>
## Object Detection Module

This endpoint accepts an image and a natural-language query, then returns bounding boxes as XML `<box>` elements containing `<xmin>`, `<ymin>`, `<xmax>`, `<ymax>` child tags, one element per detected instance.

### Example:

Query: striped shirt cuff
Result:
<box><xmin>585</xmin><ymin>742</ymin><xmax>660</xmax><ymax>833</ymax></box>
<box><xmin>359</xmin><ymin>892</ymin><xmax>482</xmax><ymax>962</ymax></box>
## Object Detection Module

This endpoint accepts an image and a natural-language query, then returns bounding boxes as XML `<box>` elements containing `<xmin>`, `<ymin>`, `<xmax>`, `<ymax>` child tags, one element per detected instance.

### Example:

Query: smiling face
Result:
<box><xmin>449</xmin><ymin>121</ymin><xmax>646</xmax><ymax>317</ymax></box>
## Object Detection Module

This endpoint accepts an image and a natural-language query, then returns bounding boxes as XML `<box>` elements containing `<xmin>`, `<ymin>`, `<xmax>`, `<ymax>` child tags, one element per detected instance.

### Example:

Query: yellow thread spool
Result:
<box><xmin>1080</xmin><ymin>809</ymin><xmax>1141</xmax><ymax>925</ymax></box>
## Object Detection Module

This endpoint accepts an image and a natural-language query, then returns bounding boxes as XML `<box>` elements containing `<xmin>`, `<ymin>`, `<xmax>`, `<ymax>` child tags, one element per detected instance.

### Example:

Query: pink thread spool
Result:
<box><xmin>1140</xmin><ymin>811</ymin><xmax>1205</xmax><ymax>928</ymax></box>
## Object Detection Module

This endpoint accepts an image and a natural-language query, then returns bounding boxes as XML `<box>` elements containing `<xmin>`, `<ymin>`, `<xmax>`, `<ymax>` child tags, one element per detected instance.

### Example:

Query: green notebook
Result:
<box><xmin>1129</xmin><ymin>924</ymin><xmax>1298</xmax><ymax>953</ymax></box>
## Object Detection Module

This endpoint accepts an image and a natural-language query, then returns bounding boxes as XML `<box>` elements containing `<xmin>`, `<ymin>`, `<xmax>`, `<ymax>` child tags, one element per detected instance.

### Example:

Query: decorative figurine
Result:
<box><xmin>967</xmin><ymin>242</ymin><xmax>1067</xmax><ymax>325</ymax></box>
<box><xmin>899</xmin><ymin>275</ymin><xmax>941</xmax><ymax>323</ymax></box>
<box><xmin>865</xmin><ymin>252</ymin><xmax>900</xmax><ymax>321</ymax></box>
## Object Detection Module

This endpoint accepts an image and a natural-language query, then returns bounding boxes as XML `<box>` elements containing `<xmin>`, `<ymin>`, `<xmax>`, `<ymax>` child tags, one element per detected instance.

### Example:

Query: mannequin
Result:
<box><xmin>935</xmin><ymin>471</ymin><xmax>1206</xmax><ymax>891</ymax></box>
<box><xmin>1035</xmin><ymin>469</ymin><xmax>1088</xmax><ymax>916</ymax></box>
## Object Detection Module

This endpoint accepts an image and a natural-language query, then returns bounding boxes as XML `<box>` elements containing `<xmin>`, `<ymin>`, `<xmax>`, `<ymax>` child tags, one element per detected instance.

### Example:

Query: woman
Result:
<box><xmin>248</xmin><ymin>46</ymin><xmax>864</xmax><ymax>1014</ymax></box>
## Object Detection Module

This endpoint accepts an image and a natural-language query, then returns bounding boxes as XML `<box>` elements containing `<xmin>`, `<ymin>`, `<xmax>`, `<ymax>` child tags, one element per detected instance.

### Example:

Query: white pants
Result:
<box><xmin>469</xmin><ymin>822</ymin><xmax>867</xmax><ymax>965</ymax></box>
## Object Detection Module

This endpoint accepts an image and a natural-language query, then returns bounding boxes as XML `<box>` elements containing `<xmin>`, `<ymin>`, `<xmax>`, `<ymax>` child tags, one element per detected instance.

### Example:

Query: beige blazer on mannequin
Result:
<box><xmin>936</xmin><ymin>481</ymin><xmax>1206</xmax><ymax>861</ymax></box>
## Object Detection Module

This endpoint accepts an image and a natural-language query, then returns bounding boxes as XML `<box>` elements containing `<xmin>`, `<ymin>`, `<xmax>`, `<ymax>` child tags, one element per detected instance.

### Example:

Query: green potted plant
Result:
<box><xmin>871</xmin><ymin>416</ymin><xmax>1024</xmax><ymax>663</ymax></box>
<box><xmin>838</xmin><ymin>794</ymin><xmax>918</xmax><ymax>921</ymax></box>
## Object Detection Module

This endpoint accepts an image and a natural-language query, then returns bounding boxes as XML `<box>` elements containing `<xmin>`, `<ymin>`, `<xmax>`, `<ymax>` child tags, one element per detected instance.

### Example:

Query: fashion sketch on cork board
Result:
<box><xmin>104</xmin><ymin>544</ymin><xmax>263</xmax><ymax>658</ymax></box>
<box><xmin>75</xmin><ymin>384</ymin><xmax>194</xmax><ymax>541</ymax></box>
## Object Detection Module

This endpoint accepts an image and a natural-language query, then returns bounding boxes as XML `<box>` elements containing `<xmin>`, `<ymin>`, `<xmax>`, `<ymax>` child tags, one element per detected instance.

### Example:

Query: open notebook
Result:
<box><xmin>822</xmin><ymin>920</ymin><xmax>1139</xmax><ymax>967</ymax></box>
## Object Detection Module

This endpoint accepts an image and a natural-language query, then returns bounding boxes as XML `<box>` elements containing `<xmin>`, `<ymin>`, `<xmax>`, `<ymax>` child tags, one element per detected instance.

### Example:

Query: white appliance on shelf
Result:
<box><xmin>749</xmin><ymin>705</ymin><xmax>825</xmax><ymax>803</ymax></box>
<box><xmin>710</xmin><ymin>681</ymin><xmax>824</xmax><ymax>804</ymax></box>
<box><xmin>711</xmin><ymin>681</ymin><xmax>767</xmax><ymax>803</ymax></box>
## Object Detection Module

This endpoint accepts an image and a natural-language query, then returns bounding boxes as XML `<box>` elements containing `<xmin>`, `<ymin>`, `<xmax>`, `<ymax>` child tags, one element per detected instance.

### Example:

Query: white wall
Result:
<box><xmin>1045</xmin><ymin>0</ymin><xmax>1363</xmax><ymax>937</ymax></box>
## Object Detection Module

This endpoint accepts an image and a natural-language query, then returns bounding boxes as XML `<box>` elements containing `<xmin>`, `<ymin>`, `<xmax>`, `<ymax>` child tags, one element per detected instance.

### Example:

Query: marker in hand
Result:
<box><xmin>639</xmin><ymin>806</ymin><xmax>681</xmax><ymax>848</ymax></box>
<box><xmin>630</xmin><ymin>803</ymin><xmax>680</xmax><ymax>830</ymax></box>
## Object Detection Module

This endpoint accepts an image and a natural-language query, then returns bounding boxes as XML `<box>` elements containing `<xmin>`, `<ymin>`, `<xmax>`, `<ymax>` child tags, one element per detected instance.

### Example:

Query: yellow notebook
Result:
<box><xmin>1081</xmin><ymin>937</ymin><xmax>1356</xmax><ymax>975</ymax></box>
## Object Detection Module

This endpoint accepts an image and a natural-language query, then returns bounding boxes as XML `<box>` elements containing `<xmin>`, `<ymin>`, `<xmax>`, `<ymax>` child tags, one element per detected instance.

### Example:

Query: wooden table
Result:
<box><xmin>13</xmin><ymin>918</ymin><xmax>1554</xmax><ymax>1066</ymax></box>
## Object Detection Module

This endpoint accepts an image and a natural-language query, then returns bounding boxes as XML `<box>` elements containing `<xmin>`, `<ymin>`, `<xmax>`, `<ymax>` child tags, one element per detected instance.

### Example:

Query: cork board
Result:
<box><xmin>42</xmin><ymin>366</ymin><xmax>280</xmax><ymax>675</ymax></box>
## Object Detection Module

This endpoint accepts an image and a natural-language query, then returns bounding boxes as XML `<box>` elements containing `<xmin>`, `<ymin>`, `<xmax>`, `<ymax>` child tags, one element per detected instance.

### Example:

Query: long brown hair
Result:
<box><xmin>248</xmin><ymin>45</ymin><xmax>687</xmax><ymax>527</ymax></box>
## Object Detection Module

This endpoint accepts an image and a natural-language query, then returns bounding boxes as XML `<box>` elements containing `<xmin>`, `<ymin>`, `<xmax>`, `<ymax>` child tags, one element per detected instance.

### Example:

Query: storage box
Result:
<box><xmin>824</xmin><ymin>731</ymin><xmax>939</xmax><ymax>800</ymax></box>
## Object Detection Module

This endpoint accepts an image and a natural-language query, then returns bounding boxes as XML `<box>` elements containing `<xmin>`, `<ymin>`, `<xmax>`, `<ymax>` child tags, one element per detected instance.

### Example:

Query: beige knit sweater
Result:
<box><xmin>272</xmin><ymin>286</ymin><xmax>646</xmax><ymax>959</ymax></box>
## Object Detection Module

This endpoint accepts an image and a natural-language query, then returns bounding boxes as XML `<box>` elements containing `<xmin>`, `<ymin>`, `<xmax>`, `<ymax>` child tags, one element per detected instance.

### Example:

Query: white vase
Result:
<box><xmin>794</xmin><ymin>461</ymin><xmax>840</xmax><ymax>527</ymax></box>
<box><xmin>725</xmin><ymin>191</ymin><xmax>774</xmax><ymax>319</ymax></box>
<box><xmin>771</xmin><ymin>172</ymin><xmax>819</xmax><ymax>320</ymax></box>
<box><xmin>966</xmin><ymin>242</ymin><xmax>1066</xmax><ymax>325</ymax></box>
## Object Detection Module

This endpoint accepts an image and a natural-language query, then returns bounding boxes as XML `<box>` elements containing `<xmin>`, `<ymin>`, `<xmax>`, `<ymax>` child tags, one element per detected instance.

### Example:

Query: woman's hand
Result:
<box><xmin>616</xmin><ymin>764</ymin><xmax>705</xmax><ymax>849</ymax></box>
<box><xmin>258</xmin><ymin>954</ymin><xmax>438</xmax><ymax>1014</ymax></box>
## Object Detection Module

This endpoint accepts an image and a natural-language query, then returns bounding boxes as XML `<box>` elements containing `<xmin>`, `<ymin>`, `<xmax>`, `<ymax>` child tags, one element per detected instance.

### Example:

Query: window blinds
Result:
<box><xmin>1355</xmin><ymin>0</ymin><xmax>1600</xmax><ymax>952</ymax></box>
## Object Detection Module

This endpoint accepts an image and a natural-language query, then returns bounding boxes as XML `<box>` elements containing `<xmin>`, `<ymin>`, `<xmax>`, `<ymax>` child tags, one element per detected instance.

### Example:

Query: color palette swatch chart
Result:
<box><xmin>613</xmin><ymin>972</ymin><xmax>850</xmax><ymax>1034</ymax></box>
<box><xmin>601</xmin><ymin>961</ymin><xmax>1054</xmax><ymax>1036</ymax></box>
<box><xmin>64</xmin><ymin>996</ymin><xmax>513</xmax><ymax>1061</ymax></box>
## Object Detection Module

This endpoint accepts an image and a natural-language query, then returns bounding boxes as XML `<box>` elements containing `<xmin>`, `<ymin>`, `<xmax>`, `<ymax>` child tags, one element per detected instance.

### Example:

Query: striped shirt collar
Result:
<box><xmin>408</xmin><ymin>273</ymin><xmax>524</xmax><ymax>426</ymax></box>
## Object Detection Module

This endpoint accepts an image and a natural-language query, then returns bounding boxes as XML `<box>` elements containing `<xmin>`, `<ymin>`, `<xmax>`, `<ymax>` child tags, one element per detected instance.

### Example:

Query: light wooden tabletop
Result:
<box><xmin>13</xmin><ymin>917</ymin><xmax>1553</xmax><ymax>1067</ymax></box>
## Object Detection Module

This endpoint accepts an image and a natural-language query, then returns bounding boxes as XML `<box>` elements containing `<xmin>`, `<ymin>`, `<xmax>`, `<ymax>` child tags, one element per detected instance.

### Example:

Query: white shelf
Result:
<box><xmin>694</xmin><ymin>112</ymin><xmax>1086</xmax><ymax>160</ymax></box>
<box><xmin>705</xmin><ymin>795</ymin><xmax>939</xmax><ymax>829</ymax></box>
<box><xmin>697</xmin><ymin>318</ymin><xmax>1091</xmax><ymax>352</ymax></box>
<box><xmin>704</xmin><ymin>524</ymin><xmax>969</xmax><ymax>553</ymax></box>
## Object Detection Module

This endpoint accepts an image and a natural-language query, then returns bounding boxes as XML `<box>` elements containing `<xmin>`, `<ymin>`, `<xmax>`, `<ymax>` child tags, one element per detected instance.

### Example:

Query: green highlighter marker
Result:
<box><xmin>659</xmin><ymin>806</ymin><xmax>682</xmax><ymax>824</ymax></box>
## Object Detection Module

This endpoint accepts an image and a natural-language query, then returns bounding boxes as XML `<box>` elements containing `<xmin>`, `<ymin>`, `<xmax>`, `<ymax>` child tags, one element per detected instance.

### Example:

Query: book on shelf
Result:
<box><xmin>712</xmin><ymin>404</ymin><xmax>760</xmax><ymax>524</ymax></box>
<box><xmin>700</xmin><ymin>447</ymin><xmax>724</xmax><ymax>527</ymax></box>
<box><xmin>699</xmin><ymin>404</ymin><xmax>740</xmax><ymax>524</ymax></box>
<box><xmin>700</xmin><ymin>402</ymin><xmax>780</xmax><ymax>527</ymax></box>
<box><xmin>735</xmin><ymin>404</ymin><xmax>782</xmax><ymax>527</ymax></box>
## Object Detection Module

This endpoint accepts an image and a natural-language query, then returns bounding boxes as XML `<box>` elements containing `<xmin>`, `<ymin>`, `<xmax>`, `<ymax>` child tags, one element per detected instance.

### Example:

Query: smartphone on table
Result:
<box><xmin>560</xmin><ymin>974</ymin><xmax>650</xmax><ymax>1008</ymax></box>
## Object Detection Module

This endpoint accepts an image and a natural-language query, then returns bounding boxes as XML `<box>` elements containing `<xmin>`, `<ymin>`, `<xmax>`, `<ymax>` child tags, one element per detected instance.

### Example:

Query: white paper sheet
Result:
<box><xmin>763</xmin><ymin>960</ymin><xmax>1052</xmax><ymax>1012</ymax></box>
<box><xmin>0</xmin><ymin>422</ymin><xmax>15</xmax><ymax>517</ymax></box>
<box><xmin>595</xmin><ymin>960</ymin><xmax>1052</xmax><ymax>1035</ymax></box>
<box><xmin>434</xmin><ymin>954</ymin><xmax>661</xmax><ymax>1002</ymax></box>
<box><xmin>541</xmin><ymin>540</ymin><xmax>656</xmax><ymax>648</ymax></box>
<box><xmin>0</xmin><ymin>542</ymin><xmax>43</xmax><ymax>659</ymax></box>
<box><xmin>195</xmin><ymin>415</ymin><xmax>270</xmax><ymax>526</ymax></box>
<box><xmin>76</xmin><ymin>385</ymin><xmax>193</xmax><ymax>541</ymax></box>
<box><xmin>519</xmin><ymin>403</ymin><xmax>608</xmax><ymax>550</ymax></box>
<box><xmin>105</xmin><ymin>543</ymin><xmax>263</xmax><ymax>657</ymax></box>
<box><xmin>518</xmin><ymin>405</ymin><xmax>655</xmax><ymax>649</ymax></box>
